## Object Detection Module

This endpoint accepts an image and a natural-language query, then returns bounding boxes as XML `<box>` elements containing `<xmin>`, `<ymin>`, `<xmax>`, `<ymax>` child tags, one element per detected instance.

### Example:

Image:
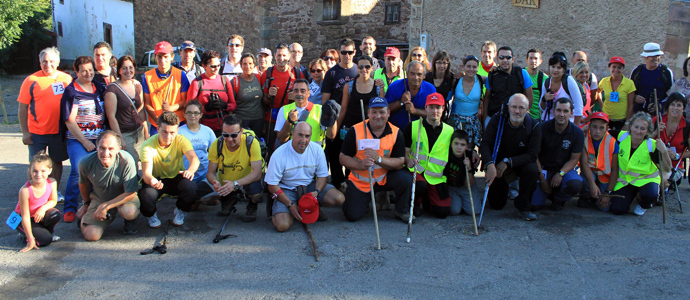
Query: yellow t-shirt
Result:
<box><xmin>140</xmin><ymin>134</ymin><xmax>194</xmax><ymax>179</ymax></box>
<box><xmin>208</xmin><ymin>134</ymin><xmax>261</xmax><ymax>182</ymax></box>
<box><xmin>600</xmin><ymin>76</ymin><xmax>636</xmax><ymax>120</ymax></box>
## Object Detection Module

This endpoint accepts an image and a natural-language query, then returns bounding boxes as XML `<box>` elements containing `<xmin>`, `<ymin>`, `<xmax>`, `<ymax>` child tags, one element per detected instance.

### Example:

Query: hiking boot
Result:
<box><xmin>63</xmin><ymin>211</ymin><xmax>75</xmax><ymax>223</ymax></box>
<box><xmin>633</xmin><ymin>205</ymin><xmax>647</xmax><ymax>216</ymax></box>
<box><xmin>148</xmin><ymin>212</ymin><xmax>161</xmax><ymax>228</ymax></box>
<box><xmin>172</xmin><ymin>208</ymin><xmax>186</xmax><ymax>226</ymax></box>
<box><xmin>550</xmin><ymin>201</ymin><xmax>565</xmax><ymax>211</ymax></box>
<box><xmin>123</xmin><ymin>219</ymin><xmax>138</xmax><ymax>235</ymax></box>
<box><xmin>317</xmin><ymin>208</ymin><xmax>328</xmax><ymax>221</ymax></box>
<box><xmin>515</xmin><ymin>209</ymin><xmax>537</xmax><ymax>221</ymax></box>
<box><xmin>395</xmin><ymin>211</ymin><xmax>416</xmax><ymax>223</ymax></box>
<box><xmin>218</xmin><ymin>196</ymin><xmax>239</xmax><ymax>216</ymax></box>
<box><xmin>243</xmin><ymin>201</ymin><xmax>258</xmax><ymax>222</ymax></box>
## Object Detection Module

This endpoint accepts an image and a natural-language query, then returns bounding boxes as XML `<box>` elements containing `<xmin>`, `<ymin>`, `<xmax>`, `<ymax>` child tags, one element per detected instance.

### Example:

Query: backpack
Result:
<box><xmin>230</xmin><ymin>74</ymin><xmax>262</xmax><ymax>95</ymax></box>
<box><xmin>532</xmin><ymin>71</ymin><xmax>545</xmax><ymax>96</ymax></box>
<box><xmin>261</xmin><ymin>66</ymin><xmax>304</xmax><ymax>108</ymax></box>
<box><xmin>215</xmin><ymin>129</ymin><xmax>267</xmax><ymax>174</ymax></box>
<box><xmin>630</xmin><ymin>63</ymin><xmax>673</xmax><ymax>92</ymax></box>
<box><xmin>543</xmin><ymin>73</ymin><xmax>572</xmax><ymax>97</ymax></box>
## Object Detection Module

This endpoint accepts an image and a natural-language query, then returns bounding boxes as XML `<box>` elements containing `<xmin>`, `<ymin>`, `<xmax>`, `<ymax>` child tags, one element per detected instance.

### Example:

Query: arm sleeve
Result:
<box><xmin>179</xmin><ymin>135</ymin><xmax>194</xmax><ymax>153</ymax></box>
<box><xmin>568</xmin><ymin>76</ymin><xmax>584</xmax><ymax>117</ymax></box>
<box><xmin>340</xmin><ymin>128</ymin><xmax>358</xmax><ymax>156</ymax></box>
<box><xmin>208</xmin><ymin>140</ymin><xmax>220</xmax><ymax>164</ymax></box>
<box><xmin>249</xmin><ymin>138</ymin><xmax>262</xmax><ymax>162</ymax></box>
<box><xmin>264</xmin><ymin>152</ymin><xmax>283</xmax><ymax>186</ymax></box>
<box><xmin>141</xmin><ymin>75</ymin><xmax>149</xmax><ymax>94</ymax></box>
<box><xmin>385</xmin><ymin>81</ymin><xmax>402</xmax><ymax>103</ymax></box>
<box><xmin>180</xmin><ymin>71</ymin><xmax>190</xmax><ymax>92</ymax></box>
<box><xmin>315</xmin><ymin>146</ymin><xmax>329</xmax><ymax>177</ymax></box>
<box><xmin>321</xmin><ymin>71</ymin><xmax>334</xmax><ymax>94</ymax></box>
<box><xmin>187</xmin><ymin>78</ymin><xmax>199</xmax><ymax>101</ymax></box>
<box><xmin>571</xmin><ymin>128</ymin><xmax>585</xmax><ymax>154</ymax></box>
<box><xmin>17</xmin><ymin>78</ymin><xmax>33</xmax><ymax>104</ymax></box>
<box><xmin>122</xmin><ymin>154</ymin><xmax>141</xmax><ymax>192</ymax></box>
<box><xmin>522</xmin><ymin>69</ymin><xmax>533</xmax><ymax>90</ymax></box>
<box><xmin>78</xmin><ymin>158</ymin><xmax>89</xmax><ymax>184</ymax></box>
<box><xmin>613</xmin><ymin>142</ymin><xmax>620</xmax><ymax>154</ymax></box>
<box><xmin>140</xmin><ymin>144</ymin><xmax>153</xmax><ymax>163</ymax></box>
<box><xmin>274</xmin><ymin>107</ymin><xmax>286</xmax><ymax>132</ymax></box>
<box><xmin>510</xmin><ymin>122</ymin><xmax>542</xmax><ymax>167</ymax></box>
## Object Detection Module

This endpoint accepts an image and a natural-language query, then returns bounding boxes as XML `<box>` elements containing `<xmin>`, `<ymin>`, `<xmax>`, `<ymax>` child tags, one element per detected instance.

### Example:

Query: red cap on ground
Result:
<box><xmin>298</xmin><ymin>193</ymin><xmax>319</xmax><ymax>224</ymax></box>
<box><xmin>589</xmin><ymin>112</ymin><xmax>610</xmax><ymax>123</ymax></box>
<box><xmin>608</xmin><ymin>56</ymin><xmax>625</xmax><ymax>67</ymax></box>
<box><xmin>384</xmin><ymin>47</ymin><xmax>401</xmax><ymax>59</ymax></box>
<box><xmin>154</xmin><ymin>41</ymin><xmax>174</xmax><ymax>55</ymax></box>
<box><xmin>426</xmin><ymin>92</ymin><xmax>445</xmax><ymax>107</ymax></box>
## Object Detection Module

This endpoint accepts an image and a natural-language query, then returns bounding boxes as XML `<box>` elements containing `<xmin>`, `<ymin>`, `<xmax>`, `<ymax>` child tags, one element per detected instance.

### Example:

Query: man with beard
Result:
<box><xmin>483</xmin><ymin>46</ymin><xmax>533</xmax><ymax>127</ymax></box>
<box><xmin>358</xmin><ymin>36</ymin><xmax>384</xmax><ymax>71</ymax></box>
<box><xmin>532</xmin><ymin>97</ymin><xmax>584</xmax><ymax>212</ymax></box>
<box><xmin>373</xmin><ymin>47</ymin><xmax>405</xmax><ymax>93</ymax></box>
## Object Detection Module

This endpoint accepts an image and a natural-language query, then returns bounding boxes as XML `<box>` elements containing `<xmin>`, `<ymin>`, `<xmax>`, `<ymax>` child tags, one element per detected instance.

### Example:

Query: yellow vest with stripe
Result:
<box><xmin>144</xmin><ymin>68</ymin><xmax>186</xmax><ymax>126</ymax></box>
<box><xmin>349</xmin><ymin>121</ymin><xmax>400</xmax><ymax>192</ymax></box>
<box><xmin>282</xmin><ymin>102</ymin><xmax>326</xmax><ymax>146</ymax></box>
<box><xmin>584</xmin><ymin>132</ymin><xmax>616</xmax><ymax>184</ymax></box>
<box><xmin>409</xmin><ymin>120</ymin><xmax>453</xmax><ymax>184</ymax></box>
<box><xmin>614</xmin><ymin>131</ymin><xmax>659</xmax><ymax>191</ymax></box>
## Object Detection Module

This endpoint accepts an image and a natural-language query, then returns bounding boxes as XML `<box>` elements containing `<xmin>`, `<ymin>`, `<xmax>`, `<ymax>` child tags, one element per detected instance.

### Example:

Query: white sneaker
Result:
<box><xmin>57</xmin><ymin>192</ymin><xmax>65</xmax><ymax>203</ymax></box>
<box><xmin>172</xmin><ymin>208</ymin><xmax>186</xmax><ymax>226</ymax></box>
<box><xmin>148</xmin><ymin>213</ymin><xmax>162</xmax><ymax>228</ymax></box>
<box><xmin>633</xmin><ymin>205</ymin><xmax>647</xmax><ymax>216</ymax></box>
<box><xmin>52</xmin><ymin>235</ymin><xmax>61</xmax><ymax>242</ymax></box>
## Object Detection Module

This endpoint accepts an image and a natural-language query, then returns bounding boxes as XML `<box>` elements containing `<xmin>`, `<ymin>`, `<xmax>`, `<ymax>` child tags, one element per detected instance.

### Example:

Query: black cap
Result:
<box><xmin>320</xmin><ymin>100</ymin><xmax>341</xmax><ymax>127</ymax></box>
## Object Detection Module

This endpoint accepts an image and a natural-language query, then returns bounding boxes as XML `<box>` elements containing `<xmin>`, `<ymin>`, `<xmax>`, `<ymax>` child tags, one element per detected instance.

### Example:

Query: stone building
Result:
<box><xmin>133</xmin><ymin>0</ymin><xmax>410</xmax><ymax>63</ymax></box>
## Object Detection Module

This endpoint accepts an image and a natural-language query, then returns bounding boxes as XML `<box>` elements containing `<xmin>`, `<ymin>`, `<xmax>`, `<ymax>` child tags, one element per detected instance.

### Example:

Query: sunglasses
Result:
<box><xmin>340</xmin><ymin>50</ymin><xmax>355</xmax><ymax>55</ymax></box>
<box><xmin>358</xmin><ymin>65</ymin><xmax>372</xmax><ymax>70</ymax></box>
<box><xmin>228</xmin><ymin>43</ymin><xmax>242</xmax><ymax>47</ymax></box>
<box><xmin>181</xmin><ymin>42</ymin><xmax>195</xmax><ymax>49</ymax></box>
<box><xmin>498</xmin><ymin>55</ymin><xmax>513</xmax><ymax>60</ymax></box>
<box><xmin>185</xmin><ymin>111</ymin><xmax>201</xmax><ymax>116</ymax></box>
<box><xmin>323</xmin><ymin>56</ymin><xmax>335</xmax><ymax>61</ymax></box>
<box><xmin>209</xmin><ymin>64</ymin><xmax>220</xmax><ymax>69</ymax></box>
<box><xmin>222</xmin><ymin>132</ymin><xmax>241</xmax><ymax>139</ymax></box>
<box><xmin>310</xmin><ymin>69</ymin><xmax>323</xmax><ymax>73</ymax></box>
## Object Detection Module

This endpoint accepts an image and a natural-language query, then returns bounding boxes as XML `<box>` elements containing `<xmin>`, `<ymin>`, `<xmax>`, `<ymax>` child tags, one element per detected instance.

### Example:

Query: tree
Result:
<box><xmin>0</xmin><ymin>0</ymin><xmax>50</xmax><ymax>50</ymax></box>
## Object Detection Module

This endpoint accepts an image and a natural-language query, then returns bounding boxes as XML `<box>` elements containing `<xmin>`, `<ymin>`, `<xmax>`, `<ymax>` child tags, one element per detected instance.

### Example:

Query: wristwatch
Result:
<box><xmin>559</xmin><ymin>170</ymin><xmax>566</xmax><ymax>177</ymax></box>
<box><xmin>377</xmin><ymin>156</ymin><xmax>382</xmax><ymax>164</ymax></box>
<box><xmin>675</xmin><ymin>153</ymin><xmax>681</xmax><ymax>160</ymax></box>
<box><xmin>287</xmin><ymin>201</ymin><xmax>294</xmax><ymax>208</ymax></box>
<box><xmin>503</xmin><ymin>158</ymin><xmax>510</xmax><ymax>167</ymax></box>
<box><xmin>233</xmin><ymin>181</ymin><xmax>240</xmax><ymax>191</ymax></box>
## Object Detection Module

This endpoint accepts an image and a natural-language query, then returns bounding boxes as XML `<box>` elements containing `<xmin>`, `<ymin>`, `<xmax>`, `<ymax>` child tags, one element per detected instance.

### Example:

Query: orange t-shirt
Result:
<box><xmin>17</xmin><ymin>70</ymin><xmax>73</xmax><ymax>135</ymax></box>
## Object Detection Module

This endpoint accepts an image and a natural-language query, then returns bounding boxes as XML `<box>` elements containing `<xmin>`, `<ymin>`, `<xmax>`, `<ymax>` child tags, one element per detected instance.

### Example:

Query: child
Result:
<box><xmin>16</xmin><ymin>152</ymin><xmax>61</xmax><ymax>252</ymax></box>
<box><xmin>444</xmin><ymin>130</ymin><xmax>481</xmax><ymax>216</ymax></box>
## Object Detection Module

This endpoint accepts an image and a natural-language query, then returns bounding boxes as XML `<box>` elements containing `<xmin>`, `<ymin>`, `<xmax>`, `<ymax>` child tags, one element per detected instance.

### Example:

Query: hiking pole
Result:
<box><xmin>407</xmin><ymin>117</ymin><xmax>423</xmax><ymax>243</ymax></box>
<box><xmin>141</xmin><ymin>219</ymin><xmax>170</xmax><ymax>255</ymax></box>
<box><xmin>465</xmin><ymin>164</ymin><xmax>479</xmax><ymax>236</ymax></box>
<box><xmin>479</xmin><ymin>114</ymin><xmax>505</xmax><ymax>227</ymax></box>
<box><xmin>213</xmin><ymin>212</ymin><xmax>237</xmax><ymax>243</ymax></box>
<box><xmin>303</xmin><ymin>223</ymin><xmax>319</xmax><ymax>262</ymax></box>
<box><xmin>653</xmin><ymin>89</ymin><xmax>667</xmax><ymax>224</ymax></box>
<box><xmin>672</xmin><ymin>149</ymin><xmax>685</xmax><ymax>213</ymax></box>
<box><xmin>360</xmin><ymin>99</ymin><xmax>381</xmax><ymax>250</ymax></box>
<box><xmin>264</xmin><ymin>88</ymin><xmax>277</xmax><ymax>217</ymax></box>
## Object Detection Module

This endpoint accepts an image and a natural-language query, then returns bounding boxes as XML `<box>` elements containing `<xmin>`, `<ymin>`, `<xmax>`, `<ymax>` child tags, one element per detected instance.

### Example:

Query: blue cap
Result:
<box><xmin>369</xmin><ymin>97</ymin><xmax>388</xmax><ymax>108</ymax></box>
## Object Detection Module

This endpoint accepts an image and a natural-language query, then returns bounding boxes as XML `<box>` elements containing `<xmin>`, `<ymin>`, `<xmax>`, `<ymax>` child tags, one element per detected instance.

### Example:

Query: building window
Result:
<box><xmin>59</xmin><ymin>0</ymin><xmax>64</xmax><ymax>4</ymax></box>
<box><xmin>57</xmin><ymin>22</ymin><xmax>63</xmax><ymax>37</ymax></box>
<box><xmin>385</xmin><ymin>3</ymin><xmax>401</xmax><ymax>24</ymax></box>
<box><xmin>323</xmin><ymin>0</ymin><xmax>340</xmax><ymax>21</ymax></box>
<box><xmin>103</xmin><ymin>23</ymin><xmax>112</xmax><ymax>46</ymax></box>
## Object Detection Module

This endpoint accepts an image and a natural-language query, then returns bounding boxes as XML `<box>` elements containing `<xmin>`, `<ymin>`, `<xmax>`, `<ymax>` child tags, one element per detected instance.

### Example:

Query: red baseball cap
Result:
<box><xmin>384</xmin><ymin>47</ymin><xmax>401</xmax><ymax>59</ymax></box>
<box><xmin>608</xmin><ymin>56</ymin><xmax>625</xmax><ymax>67</ymax></box>
<box><xmin>154</xmin><ymin>41</ymin><xmax>174</xmax><ymax>55</ymax></box>
<box><xmin>298</xmin><ymin>193</ymin><xmax>319</xmax><ymax>224</ymax></box>
<box><xmin>589</xmin><ymin>112</ymin><xmax>610</xmax><ymax>123</ymax></box>
<box><xmin>426</xmin><ymin>92</ymin><xmax>445</xmax><ymax>107</ymax></box>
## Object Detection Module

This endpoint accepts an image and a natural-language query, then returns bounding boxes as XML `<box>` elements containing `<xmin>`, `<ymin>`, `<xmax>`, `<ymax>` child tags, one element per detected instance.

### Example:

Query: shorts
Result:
<box><xmin>81</xmin><ymin>192</ymin><xmax>140</xmax><ymax>229</ymax></box>
<box><xmin>28</xmin><ymin>133</ymin><xmax>68</xmax><ymax>162</ymax></box>
<box><xmin>121</xmin><ymin>126</ymin><xmax>145</xmax><ymax>163</ymax></box>
<box><xmin>272</xmin><ymin>182</ymin><xmax>334</xmax><ymax>216</ymax></box>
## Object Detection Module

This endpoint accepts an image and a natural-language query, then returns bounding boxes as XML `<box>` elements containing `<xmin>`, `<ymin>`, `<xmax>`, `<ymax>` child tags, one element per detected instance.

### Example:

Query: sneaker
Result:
<box><xmin>550</xmin><ymin>201</ymin><xmax>565</xmax><ymax>211</ymax></box>
<box><xmin>395</xmin><ymin>211</ymin><xmax>416</xmax><ymax>223</ymax></box>
<box><xmin>52</xmin><ymin>235</ymin><xmax>61</xmax><ymax>242</ymax></box>
<box><xmin>172</xmin><ymin>208</ymin><xmax>186</xmax><ymax>226</ymax></box>
<box><xmin>57</xmin><ymin>192</ymin><xmax>65</xmax><ymax>204</ymax></box>
<box><xmin>317</xmin><ymin>208</ymin><xmax>328</xmax><ymax>221</ymax></box>
<box><xmin>633</xmin><ymin>205</ymin><xmax>647</xmax><ymax>216</ymax></box>
<box><xmin>243</xmin><ymin>201</ymin><xmax>258</xmax><ymax>222</ymax></box>
<box><xmin>218</xmin><ymin>196</ymin><xmax>240</xmax><ymax>216</ymax></box>
<box><xmin>123</xmin><ymin>219</ymin><xmax>138</xmax><ymax>235</ymax></box>
<box><xmin>515</xmin><ymin>209</ymin><xmax>537</xmax><ymax>221</ymax></box>
<box><xmin>508</xmin><ymin>189</ymin><xmax>519</xmax><ymax>199</ymax></box>
<box><xmin>147</xmin><ymin>213</ymin><xmax>162</xmax><ymax>228</ymax></box>
<box><xmin>63</xmin><ymin>211</ymin><xmax>75</xmax><ymax>223</ymax></box>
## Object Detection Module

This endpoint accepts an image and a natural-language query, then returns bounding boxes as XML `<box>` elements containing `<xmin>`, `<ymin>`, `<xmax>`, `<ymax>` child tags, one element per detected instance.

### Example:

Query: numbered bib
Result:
<box><xmin>609</xmin><ymin>92</ymin><xmax>619</xmax><ymax>103</ymax></box>
<box><xmin>51</xmin><ymin>82</ymin><xmax>65</xmax><ymax>95</ymax></box>
<box><xmin>6</xmin><ymin>211</ymin><xmax>21</xmax><ymax>230</ymax></box>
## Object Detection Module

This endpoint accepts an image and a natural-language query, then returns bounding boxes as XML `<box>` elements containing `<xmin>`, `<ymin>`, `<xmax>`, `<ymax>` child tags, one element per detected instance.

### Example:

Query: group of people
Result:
<box><xmin>13</xmin><ymin>35</ymin><xmax>689</xmax><ymax>252</ymax></box>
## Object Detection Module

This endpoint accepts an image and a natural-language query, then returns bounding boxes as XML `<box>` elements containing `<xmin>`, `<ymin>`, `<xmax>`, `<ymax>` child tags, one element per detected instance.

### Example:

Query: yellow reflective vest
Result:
<box><xmin>614</xmin><ymin>131</ymin><xmax>659</xmax><ymax>190</ymax></box>
<box><xmin>409</xmin><ymin>119</ymin><xmax>453</xmax><ymax>185</ymax></box>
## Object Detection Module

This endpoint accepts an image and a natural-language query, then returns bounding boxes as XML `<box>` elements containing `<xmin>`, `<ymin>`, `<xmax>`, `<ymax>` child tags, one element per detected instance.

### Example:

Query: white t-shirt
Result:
<box><xmin>539</xmin><ymin>75</ymin><xmax>584</xmax><ymax>122</ymax></box>
<box><xmin>221</xmin><ymin>56</ymin><xmax>243</xmax><ymax>80</ymax></box>
<box><xmin>264</xmin><ymin>141</ymin><xmax>329</xmax><ymax>191</ymax></box>
<box><xmin>274</xmin><ymin>105</ymin><xmax>308</xmax><ymax>132</ymax></box>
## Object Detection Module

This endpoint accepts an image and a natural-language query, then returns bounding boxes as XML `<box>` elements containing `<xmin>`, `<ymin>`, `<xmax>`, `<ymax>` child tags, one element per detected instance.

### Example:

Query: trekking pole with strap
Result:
<box><xmin>407</xmin><ymin>117</ymin><xmax>423</xmax><ymax>243</ymax></box>
<box><xmin>479</xmin><ymin>114</ymin><xmax>505</xmax><ymax>227</ymax></box>
<box><xmin>653</xmin><ymin>89</ymin><xmax>667</xmax><ymax>224</ymax></box>
<box><xmin>360</xmin><ymin>99</ymin><xmax>381</xmax><ymax>250</ymax></box>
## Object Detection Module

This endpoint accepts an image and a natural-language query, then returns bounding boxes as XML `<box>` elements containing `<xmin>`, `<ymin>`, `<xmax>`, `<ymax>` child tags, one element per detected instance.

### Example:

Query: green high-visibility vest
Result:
<box><xmin>282</xmin><ymin>102</ymin><xmax>326</xmax><ymax>146</ymax></box>
<box><xmin>409</xmin><ymin>119</ymin><xmax>453</xmax><ymax>185</ymax></box>
<box><xmin>373</xmin><ymin>68</ymin><xmax>405</xmax><ymax>93</ymax></box>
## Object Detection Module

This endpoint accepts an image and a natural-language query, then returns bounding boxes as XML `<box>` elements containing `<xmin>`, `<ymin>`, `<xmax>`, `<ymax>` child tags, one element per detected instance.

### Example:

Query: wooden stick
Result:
<box><xmin>653</xmin><ymin>89</ymin><xmax>666</xmax><ymax>223</ymax></box>
<box><xmin>360</xmin><ymin>99</ymin><xmax>381</xmax><ymax>250</ymax></box>
<box><xmin>465</xmin><ymin>164</ymin><xmax>479</xmax><ymax>236</ymax></box>
<box><xmin>303</xmin><ymin>223</ymin><xmax>319</xmax><ymax>262</ymax></box>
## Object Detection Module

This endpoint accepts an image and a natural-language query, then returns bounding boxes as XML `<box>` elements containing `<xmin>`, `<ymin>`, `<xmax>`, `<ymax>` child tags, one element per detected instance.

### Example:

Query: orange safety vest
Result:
<box><xmin>584</xmin><ymin>132</ymin><xmax>616</xmax><ymax>183</ymax></box>
<box><xmin>348</xmin><ymin>121</ymin><xmax>399</xmax><ymax>193</ymax></box>
<box><xmin>144</xmin><ymin>68</ymin><xmax>186</xmax><ymax>126</ymax></box>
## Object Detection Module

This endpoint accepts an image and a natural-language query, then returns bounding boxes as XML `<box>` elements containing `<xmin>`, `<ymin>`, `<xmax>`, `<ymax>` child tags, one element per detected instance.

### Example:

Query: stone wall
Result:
<box><xmin>134</xmin><ymin>0</ymin><xmax>409</xmax><ymax>63</ymax></box>
<box><xmin>410</xmin><ymin>0</ymin><xmax>688</xmax><ymax>79</ymax></box>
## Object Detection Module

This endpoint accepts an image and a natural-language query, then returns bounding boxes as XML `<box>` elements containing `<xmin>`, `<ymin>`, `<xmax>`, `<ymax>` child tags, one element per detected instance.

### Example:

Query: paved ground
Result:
<box><xmin>1</xmin><ymin>76</ymin><xmax>689</xmax><ymax>299</ymax></box>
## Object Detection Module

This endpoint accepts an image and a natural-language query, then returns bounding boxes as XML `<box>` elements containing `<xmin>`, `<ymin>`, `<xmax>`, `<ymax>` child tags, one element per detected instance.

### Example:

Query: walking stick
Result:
<box><xmin>652</xmin><ymin>89</ymin><xmax>667</xmax><ymax>223</ymax></box>
<box><xmin>479</xmin><ymin>114</ymin><xmax>505</xmax><ymax>226</ymax></box>
<box><xmin>141</xmin><ymin>220</ymin><xmax>171</xmax><ymax>255</ymax></box>
<box><xmin>265</xmin><ymin>89</ymin><xmax>277</xmax><ymax>217</ymax></box>
<box><xmin>407</xmin><ymin>117</ymin><xmax>423</xmax><ymax>243</ymax></box>
<box><xmin>465</xmin><ymin>164</ymin><xmax>479</xmax><ymax>236</ymax></box>
<box><xmin>360</xmin><ymin>99</ymin><xmax>381</xmax><ymax>250</ymax></box>
<box><xmin>303</xmin><ymin>223</ymin><xmax>319</xmax><ymax>262</ymax></box>
<box><xmin>213</xmin><ymin>212</ymin><xmax>237</xmax><ymax>243</ymax></box>
<box><xmin>672</xmin><ymin>149</ymin><xmax>685</xmax><ymax>213</ymax></box>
